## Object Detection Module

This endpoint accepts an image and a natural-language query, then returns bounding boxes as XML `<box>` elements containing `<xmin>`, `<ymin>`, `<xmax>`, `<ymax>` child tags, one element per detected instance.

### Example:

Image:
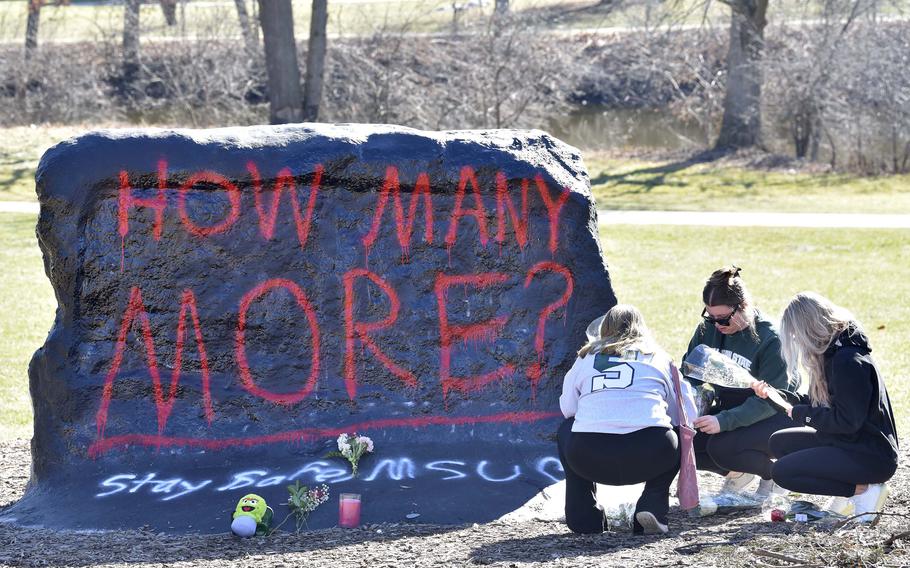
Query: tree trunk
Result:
<box><xmin>451</xmin><ymin>2</ymin><xmax>461</xmax><ymax>35</ymax></box>
<box><xmin>258</xmin><ymin>0</ymin><xmax>304</xmax><ymax>124</ymax></box>
<box><xmin>234</xmin><ymin>0</ymin><xmax>258</xmax><ymax>55</ymax></box>
<box><xmin>25</xmin><ymin>0</ymin><xmax>41</xmax><ymax>57</ymax></box>
<box><xmin>303</xmin><ymin>0</ymin><xmax>328</xmax><ymax>121</ymax></box>
<box><xmin>495</xmin><ymin>0</ymin><xmax>509</xmax><ymax>15</ymax></box>
<box><xmin>159</xmin><ymin>0</ymin><xmax>177</xmax><ymax>26</ymax></box>
<box><xmin>123</xmin><ymin>0</ymin><xmax>142</xmax><ymax>85</ymax></box>
<box><xmin>714</xmin><ymin>0</ymin><xmax>768</xmax><ymax>151</ymax></box>
<box><xmin>250</xmin><ymin>0</ymin><xmax>259</xmax><ymax>43</ymax></box>
<box><xmin>792</xmin><ymin>99</ymin><xmax>817</xmax><ymax>159</ymax></box>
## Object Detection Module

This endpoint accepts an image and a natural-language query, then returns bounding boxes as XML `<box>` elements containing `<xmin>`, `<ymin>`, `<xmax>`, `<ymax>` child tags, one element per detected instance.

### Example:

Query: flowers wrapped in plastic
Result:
<box><xmin>682</xmin><ymin>344</ymin><xmax>791</xmax><ymax>414</ymax></box>
<box><xmin>681</xmin><ymin>344</ymin><xmax>757</xmax><ymax>389</ymax></box>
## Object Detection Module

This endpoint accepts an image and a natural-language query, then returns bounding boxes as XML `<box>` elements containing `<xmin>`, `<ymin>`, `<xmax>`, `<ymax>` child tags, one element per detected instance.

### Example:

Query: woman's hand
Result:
<box><xmin>693</xmin><ymin>415</ymin><xmax>721</xmax><ymax>435</ymax></box>
<box><xmin>752</xmin><ymin>380</ymin><xmax>793</xmax><ymax>417</ymax></box>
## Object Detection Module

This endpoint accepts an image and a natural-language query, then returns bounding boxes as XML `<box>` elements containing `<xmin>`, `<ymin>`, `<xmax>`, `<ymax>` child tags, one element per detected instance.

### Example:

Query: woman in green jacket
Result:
<box><xmin>685</xmin><ymin>266</ymin><xmax>797</xmax><ymax>499</ymax></box>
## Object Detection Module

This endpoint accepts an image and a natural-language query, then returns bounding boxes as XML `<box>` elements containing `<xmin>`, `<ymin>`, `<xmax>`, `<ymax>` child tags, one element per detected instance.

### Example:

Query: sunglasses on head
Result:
<box><xmin>702</xmin><ymin>306</ymin><xmax>738</xmax><ymax>326</ymax></box>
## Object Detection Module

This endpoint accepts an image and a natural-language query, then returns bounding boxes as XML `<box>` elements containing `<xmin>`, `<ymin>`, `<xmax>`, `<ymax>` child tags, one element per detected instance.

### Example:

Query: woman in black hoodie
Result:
<box><xmin>752</xmin><ymin>292</ymin><xmax>899</xmax><ymax>521</ymax></box>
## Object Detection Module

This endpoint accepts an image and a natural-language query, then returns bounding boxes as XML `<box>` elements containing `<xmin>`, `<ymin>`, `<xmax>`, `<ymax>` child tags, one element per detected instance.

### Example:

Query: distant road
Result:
<box><xmin>598</xmin><ymin>210</ymin><xmax>910</xmax><ymax>229</ymax></box>
<box><xmin>0</xmin><ymin>202</ymin><xmax>39</xmax><ymax>214</ymax></box>
<box><xmin>3</xmin><ymin>201</ymin><xmax>909</xmax><ymax>228</ymax></box>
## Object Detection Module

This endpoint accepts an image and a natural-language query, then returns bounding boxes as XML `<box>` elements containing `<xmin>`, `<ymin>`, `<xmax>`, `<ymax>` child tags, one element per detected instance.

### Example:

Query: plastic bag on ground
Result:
<box><xmin>688</xmin><ymin>489</ymin><xmax>767</xmax><ymax>517</ymax></box>
<box><xmin>767</xmin><ymin>499</ymin><xmax>847</xmax><ymax>525</ymax></box>
<box><xmin>595</xmin><ymin>483</ymin><xmax>644</xmax><ymax>529</ymax></box>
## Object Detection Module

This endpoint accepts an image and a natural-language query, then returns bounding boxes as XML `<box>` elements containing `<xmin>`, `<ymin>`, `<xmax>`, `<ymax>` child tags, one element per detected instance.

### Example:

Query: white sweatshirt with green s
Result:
<box><xmin>560</xmin><ymin>350</ymin><xmax>698</xmax><ymax>435</ymax></box>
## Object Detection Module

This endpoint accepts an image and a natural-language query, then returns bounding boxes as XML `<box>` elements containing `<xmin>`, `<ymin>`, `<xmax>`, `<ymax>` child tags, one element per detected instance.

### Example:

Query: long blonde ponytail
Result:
<box><xmin>780</xmin><ymin>292</ymin><xmax>857</xmax><ymax>406</ymax></box>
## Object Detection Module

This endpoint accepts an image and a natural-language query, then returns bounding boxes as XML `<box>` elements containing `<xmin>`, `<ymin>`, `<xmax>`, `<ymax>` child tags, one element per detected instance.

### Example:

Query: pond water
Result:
<box><xmin>548</xmin><ymin>107</ymin><xmax>710</xmax><ymax>151</ymax></box>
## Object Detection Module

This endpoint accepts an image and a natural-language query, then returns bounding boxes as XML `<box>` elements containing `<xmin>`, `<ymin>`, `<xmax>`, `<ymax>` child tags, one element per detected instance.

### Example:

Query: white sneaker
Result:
<box><xmin>634</xmin><ymin>511</ymin><xmax>669</xmax><ymax>535</ymax></box>
<box><xmin>849</xmin><ymin>483</ymin><xmax>889</xmax><ymax>523</ymax></box>
<box><xmin>755</xmin><ymin>478</ymin><xmax>788</xmax><ymax>500</ymax></box>
<box><xmin>823</xmin><ymin>496</ymin><xmax>854</xmax><ymax>517</ymax></box>
<box><xmin>720</xmin><ymin>472</ymin><xmax>756</xmax><ymax>494</ymax></box>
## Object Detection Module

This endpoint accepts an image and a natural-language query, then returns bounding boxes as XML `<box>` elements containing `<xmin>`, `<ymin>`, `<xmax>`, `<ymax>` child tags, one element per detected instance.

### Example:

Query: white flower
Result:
<box><xmin>357</xmin><ymin>436</ymin><xmax>374</xmax><ymax>452</ymax></box>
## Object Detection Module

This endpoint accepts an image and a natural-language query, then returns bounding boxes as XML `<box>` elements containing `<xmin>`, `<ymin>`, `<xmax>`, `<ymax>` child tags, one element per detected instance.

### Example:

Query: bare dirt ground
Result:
<box><xmin>1</xmin><ymin>438</ymin><xmax>908</xmax><ymax>568</ymax></box>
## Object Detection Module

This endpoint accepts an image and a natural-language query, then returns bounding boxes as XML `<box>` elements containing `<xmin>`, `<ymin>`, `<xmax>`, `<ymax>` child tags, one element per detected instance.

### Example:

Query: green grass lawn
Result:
<box><xmin>0</xmin><ymin>213</ymin><xmax>55</xmax><ymax>439</ymax></box>
<box><xmin>0</xmin><ymin>0</ymin><xmax>680</xmax><ymax>43</ymax></box>
<box><xmin>0</xmin><ymin>211</ymin><xmax>907</xmax><ymax>439</ymax></box>
<box><xmin>587</xmin><ymin>153</ymin><xmax>910</xmax><ymax>214</ymax></box>
<box><xmin>0</xmin><ymin>0</ymin><xmax>574</xmax><ymax>42</ymax></box>
<box><xmin>0</xmin><ymin>0</ymin><xmax>889</xmax><ymax>43</ymax></box>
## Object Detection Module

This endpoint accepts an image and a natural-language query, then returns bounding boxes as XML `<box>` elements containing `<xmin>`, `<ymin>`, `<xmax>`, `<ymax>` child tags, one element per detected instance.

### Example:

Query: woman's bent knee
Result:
<box><xmin>704</xmin><ymin>430</ymin><xmax>737</xmax><ymax>464</ymax></box>
<box><xmin>770</xmin><ymin>454</ymin><xmax>802</xmax><ymax>489</ymax></box>
<box><xmin>767</xmin><ymin>430</ymin><xmax>788</xmax><ymax>459</ymax></box>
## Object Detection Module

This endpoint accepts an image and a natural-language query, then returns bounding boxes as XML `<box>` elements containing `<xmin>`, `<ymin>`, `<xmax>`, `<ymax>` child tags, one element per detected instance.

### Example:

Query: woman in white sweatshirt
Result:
<box><xmin>557</xmin><ymin>304</ymin><xmax>697</xmax><ymax>535</ymax></box>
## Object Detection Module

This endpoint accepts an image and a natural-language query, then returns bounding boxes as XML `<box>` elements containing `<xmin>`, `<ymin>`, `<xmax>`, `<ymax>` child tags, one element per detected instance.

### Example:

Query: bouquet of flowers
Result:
<box><xmin>276</xmin><ymin>481</ymin><xmax>329</xmax><ymax>533</ymax></box>
<box><xmin>681</xmin><ymin>344</ymin><xmax>756</xmax><ymax>389</ymax></box>
<box><xmin>682</xmin><ymin>344</ymin><xmax>791</xmax><ymax>413</ymax></box>
<box><xmin>328</xmin><ymin>433</ymin><xmax>375</xmax><ymax>477</ymax></box>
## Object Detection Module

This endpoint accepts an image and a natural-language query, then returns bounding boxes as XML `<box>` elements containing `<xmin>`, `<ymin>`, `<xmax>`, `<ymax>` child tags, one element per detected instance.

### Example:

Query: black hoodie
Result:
<box><xmin>790</xmin><ymin>326</ymin><xmax>900</xmax><ymax>466</ymax></box>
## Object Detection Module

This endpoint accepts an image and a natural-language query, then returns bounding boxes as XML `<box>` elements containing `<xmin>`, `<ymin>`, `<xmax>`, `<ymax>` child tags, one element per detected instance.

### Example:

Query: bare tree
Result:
<box><xmin>25</xmin><ymin>0</ymin><xmax>41</xmax><ymax>58</ymax></box>
<box><xmin>160</xmin><ymin>0</ymin><xmax>177</xmax><ymax>26</ymax></box>
<box><xmin>450</xmin><ymin>1</ymin><xmax>464</xmax><ymax>35</ymax></box>
<box><xmin>824</xmin><ymin>23</ymin><xmax>907</xmax><ymax>171</ymax></box>
<box><xmin>258</xmin><ymin>0</ymin><xmax>304</xmax><ymax>123</ymax></box>
<box><xmin>234</xmin><ymin>0</ymin><xmax>258</xmax><ymax>55</ymax></box>
<box><xmin>303</xmin><ymin>0</ymin><xmax>328</xmax><ymax>121</ymax></box>
<box><xmin>123</xmin><ymin>0</ymin><xmax>142</xmax><ymax>85</ymax></box>
<box><xmin>714</xmin><ymin>0</ymin><xmax>768</xmax><ymax>150</ymax></box>
<box><xmin>761</xmin><ymin>0</ymin><xmax>907</xmax><ymax>169</ymax></box>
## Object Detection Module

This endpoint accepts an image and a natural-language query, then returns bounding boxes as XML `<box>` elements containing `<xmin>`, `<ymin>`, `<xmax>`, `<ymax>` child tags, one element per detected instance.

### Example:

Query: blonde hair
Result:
<box><xmin>780</xmin><ymin>292</ymin><xmax>858</xmax><ymax>406</ymax></box>
<box><xmin>579</xmin><ymin>304</ymin><xmax>657</xmax><ymax>358</ymax></box>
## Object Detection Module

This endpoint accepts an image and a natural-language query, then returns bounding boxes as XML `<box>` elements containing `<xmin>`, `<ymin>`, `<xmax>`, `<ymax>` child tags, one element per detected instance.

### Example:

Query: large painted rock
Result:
<box><xmin>3</xmin><ymin>124</ymin><xmax>616</xmax><ymax>533</ymax></box>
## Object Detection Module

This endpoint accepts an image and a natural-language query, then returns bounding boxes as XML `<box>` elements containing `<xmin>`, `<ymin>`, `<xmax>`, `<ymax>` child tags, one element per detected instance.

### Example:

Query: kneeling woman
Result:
<box><xmin>558</xmin><ymin>304</ymin><xmax>697</xmax><ymax>535</ymax></box>
<box><xmin>752</xmin><ymin>292</ymin><xmax>899</xmax><ymax>521</ymax></box>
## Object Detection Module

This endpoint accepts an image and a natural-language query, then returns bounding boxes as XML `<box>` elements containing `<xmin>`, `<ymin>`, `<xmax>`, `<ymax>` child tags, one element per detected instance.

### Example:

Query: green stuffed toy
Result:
<box><xmin>231</xmin><ymin>494</ymin><xmax>273</xmax><ymax>537</ymax></box>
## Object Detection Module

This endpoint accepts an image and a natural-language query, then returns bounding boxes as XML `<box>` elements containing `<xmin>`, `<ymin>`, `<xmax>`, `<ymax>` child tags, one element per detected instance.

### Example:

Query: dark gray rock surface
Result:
<box><xmin>3</xmin><ymin>124</ymin><xmax>615</xmax><ymax>533</ymax></box>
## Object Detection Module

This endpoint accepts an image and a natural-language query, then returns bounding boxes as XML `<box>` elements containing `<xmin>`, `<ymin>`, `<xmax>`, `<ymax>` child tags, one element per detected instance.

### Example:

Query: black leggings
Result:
<box><xmin>769</xmin><ymin>427</ymin><xmax>897</xmax><ymax>497</ymax></box>
<box><xmin>556</xmin><ymin>418</ymin><xmax>680</xmax><ymax>534</ymax></box>
<box><xmin>695</xmin><ymin>412</ymin><xmax>794</xmax><ymax>480</ymax></box>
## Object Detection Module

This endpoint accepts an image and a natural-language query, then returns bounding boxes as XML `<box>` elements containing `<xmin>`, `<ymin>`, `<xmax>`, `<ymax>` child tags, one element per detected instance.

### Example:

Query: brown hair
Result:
<box><xmin>702</xmin><ymin>265</ymin><xmax>758</xmax><ymax>338</ymax></box>
<box><xmin>703</xmin><ymin>265</ymin><xmax>749</xmax><ymax>307</ymax></box>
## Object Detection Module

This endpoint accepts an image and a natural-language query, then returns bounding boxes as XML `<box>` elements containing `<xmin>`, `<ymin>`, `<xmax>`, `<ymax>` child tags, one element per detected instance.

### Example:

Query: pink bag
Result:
<box><xmin>671</xmin><ymin>364</ymin><xmax>699</xmax><ymax>511</ymax></box>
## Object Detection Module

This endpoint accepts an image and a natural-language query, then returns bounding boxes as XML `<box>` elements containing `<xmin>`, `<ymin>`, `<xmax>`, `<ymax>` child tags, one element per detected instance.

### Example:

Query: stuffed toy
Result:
<box><xmin>231</xmin><ymin>494</ymin><xmax>273</xmax><ymax>537</ymax></box>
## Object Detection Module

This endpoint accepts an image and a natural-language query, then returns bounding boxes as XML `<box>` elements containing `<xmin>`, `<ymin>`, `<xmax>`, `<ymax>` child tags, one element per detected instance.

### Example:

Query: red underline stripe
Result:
<box><xmin>87</xmin><ymin>410</ymin><xmax>561</xmax><ymax>457</ymax></box>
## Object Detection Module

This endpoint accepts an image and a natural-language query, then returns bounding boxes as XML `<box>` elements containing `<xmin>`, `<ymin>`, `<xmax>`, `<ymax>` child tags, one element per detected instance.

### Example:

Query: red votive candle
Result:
<box><xmin>339</xmin><ymin>493</ymin><xmax>362</xmax><ymax>528</ymax></box>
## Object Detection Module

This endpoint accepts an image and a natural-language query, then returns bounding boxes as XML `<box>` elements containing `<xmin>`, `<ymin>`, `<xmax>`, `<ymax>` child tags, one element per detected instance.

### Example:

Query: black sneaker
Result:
<box><xmin>633</xmin><ymin>511</ymin><xmax>669</xmax><ymax>535</ymax></box>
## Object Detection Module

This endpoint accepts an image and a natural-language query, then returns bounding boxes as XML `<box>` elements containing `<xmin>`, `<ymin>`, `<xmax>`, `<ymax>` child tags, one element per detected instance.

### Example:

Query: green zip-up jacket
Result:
<box><xmin>684</xmin><ymin>310</ymin><xmax>790</xmax><ymax>432</ymax></box>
